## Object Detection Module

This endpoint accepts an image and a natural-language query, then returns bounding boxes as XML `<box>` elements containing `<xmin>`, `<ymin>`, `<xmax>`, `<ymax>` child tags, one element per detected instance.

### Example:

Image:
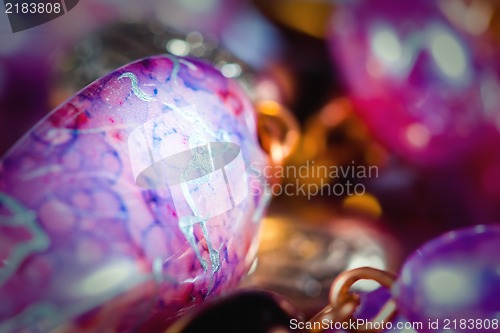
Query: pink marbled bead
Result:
<box><xmin>328</xmin><ymin>0</ymin><xmax>498</xmax><ymax>166</ymax></box>
<box><xmin>0</xmin><ymin>55</ymin><xmax>268</xmax><ymax>332</ymax></box>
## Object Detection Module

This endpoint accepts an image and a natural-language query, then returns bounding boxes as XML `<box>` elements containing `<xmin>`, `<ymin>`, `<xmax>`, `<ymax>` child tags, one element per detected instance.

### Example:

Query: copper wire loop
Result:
<box><xmin>256</xmin><ymin>100</ymin><xmax>300</xmax><ymax>168</ymax></box>
<box><xmin>329</xmin><ymin>267</ymin><xmax>398</xmax><ymax>333</ymax></box>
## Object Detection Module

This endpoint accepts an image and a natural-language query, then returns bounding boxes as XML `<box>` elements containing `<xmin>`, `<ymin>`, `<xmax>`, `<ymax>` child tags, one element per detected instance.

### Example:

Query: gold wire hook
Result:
<box><xmin>309</xmin><ymin>267</ymin><xmax>398</xmax><ymax>333</ymax></box>
<box><xmin>329</xmin><ymin>267</ymin><xmax>398</xmax><ymax>333</ymax></box>
<box><xmin>256</xmin><ymin>100</ymin><xmax>300</xmax><ymax>168</ymax></box>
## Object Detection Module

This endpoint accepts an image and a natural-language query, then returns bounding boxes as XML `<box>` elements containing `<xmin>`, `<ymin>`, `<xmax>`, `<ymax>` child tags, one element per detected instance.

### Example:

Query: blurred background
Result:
<box><xmin>1</xmin><ymin>0</ymin><xmax>500</xmax><ymax>322</ymax></box>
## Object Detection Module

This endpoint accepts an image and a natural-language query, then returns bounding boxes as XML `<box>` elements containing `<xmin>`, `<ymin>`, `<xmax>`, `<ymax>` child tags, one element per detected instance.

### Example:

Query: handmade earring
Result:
<box><xmin>166</xmin><ymin>224</ymin><xmax>500</xmax><ymax>333</ymax></box>
<box><xmin>0</xmin><ymin>53</ymin><xmax>284</xmax><ymax>333</ymax></box>
<box><xmin>318</xmin><ymin>224</ymin><xmax>500</xmax><ymax>333</ymax></box>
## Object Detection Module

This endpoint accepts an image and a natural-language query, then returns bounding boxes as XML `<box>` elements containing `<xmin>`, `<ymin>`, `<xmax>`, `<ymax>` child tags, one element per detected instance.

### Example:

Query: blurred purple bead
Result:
<box><xmin>353</xmin><ymin>287</ymin><xmax>391</xmax><ymax>320</ymax></box>
<box><xmin>393</xmin><ymin>225</ymin><xmax>500</xmax><ymax>333</ymax></box>
<box><xmin>328</xmin><ymin>0</ymin><xmax>496</xmax><ymax>166</ymax></box>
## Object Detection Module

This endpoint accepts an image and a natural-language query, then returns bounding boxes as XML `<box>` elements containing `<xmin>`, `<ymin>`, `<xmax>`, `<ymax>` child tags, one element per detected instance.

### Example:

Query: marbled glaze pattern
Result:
<box><xmin>0</xmin><ymin>55</ymin><xmax>269</xmax><ymax>332</ymax></box>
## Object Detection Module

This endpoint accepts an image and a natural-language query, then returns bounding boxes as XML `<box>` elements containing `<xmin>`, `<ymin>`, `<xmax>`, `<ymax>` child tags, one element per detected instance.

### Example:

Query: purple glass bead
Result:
<box><xmin>328</xmin><ymin>0</ymin><xmax>494</xmax><ymax>166</ymax></box>
<box><xmin>0</xmin><ymin>55</ymin><xmax>268</xmax><ymax>332</ymax></box>
<box><xmin>393</xmin><ymin>225</ymin><xmax>500</xmax><ymax>333</ymax></box>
